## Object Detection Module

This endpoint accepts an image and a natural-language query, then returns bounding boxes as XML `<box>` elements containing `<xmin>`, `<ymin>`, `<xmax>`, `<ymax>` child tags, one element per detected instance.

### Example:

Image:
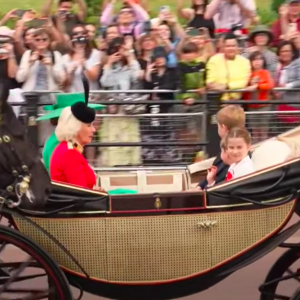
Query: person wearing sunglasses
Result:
<box><xmin>16</xmin><ymin>28</ymin><xmax>65</xmax><ymax>147</ymax></box>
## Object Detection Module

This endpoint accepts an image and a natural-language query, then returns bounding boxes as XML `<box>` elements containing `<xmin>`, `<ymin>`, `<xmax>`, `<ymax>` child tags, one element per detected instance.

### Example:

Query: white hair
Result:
<box><xmin>55</xmin><ymin>107</ymin><xmax>82</xmax><ymax>142</ymax></box>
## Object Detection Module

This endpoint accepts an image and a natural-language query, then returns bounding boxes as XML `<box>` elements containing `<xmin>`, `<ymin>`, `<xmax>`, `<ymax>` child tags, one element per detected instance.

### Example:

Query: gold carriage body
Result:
<box><xmin>11</xmin><ymin>128</ymin><xmax>300</xmax><ymax>299</ymax></box>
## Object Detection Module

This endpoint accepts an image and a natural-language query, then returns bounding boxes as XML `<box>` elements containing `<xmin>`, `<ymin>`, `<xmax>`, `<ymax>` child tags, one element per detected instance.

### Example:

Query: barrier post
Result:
<box><xmin>23</xmin><ymin>92</ymin><xmax>39</xmax><ymax>149</ymax></box>
<box><xmin>206</xmin><ymin>92</ymin><xmax>221</xmax><ymax>157</ymax></box>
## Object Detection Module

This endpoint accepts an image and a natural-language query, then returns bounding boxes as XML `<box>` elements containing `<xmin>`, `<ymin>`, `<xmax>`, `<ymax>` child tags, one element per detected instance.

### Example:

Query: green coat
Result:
<box><xmin>177</xmin><ymin>58</ymin><xmax>206</xmax><ymax>101</ymax></box>
<box><xmin>43</xmin><ymin>132</ymin><xmax>59</xmax><ymax>173</ymax></box>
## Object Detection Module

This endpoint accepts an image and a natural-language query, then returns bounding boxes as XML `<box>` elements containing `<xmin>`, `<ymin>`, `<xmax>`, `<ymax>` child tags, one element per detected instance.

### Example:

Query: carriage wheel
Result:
<box><xmin>0</xmin><ymin>225</ymin><xmax>73</xmax><ymax>300</ymax></box>
<box><xmin>290</xmin><ymin>287</ymin><xmax>300</xmax><ymax>300</ymax></box>
<box><xmin>260</xmin><ymin>247</ymin><xmax>300</xmax><ymax>300</ymax></box>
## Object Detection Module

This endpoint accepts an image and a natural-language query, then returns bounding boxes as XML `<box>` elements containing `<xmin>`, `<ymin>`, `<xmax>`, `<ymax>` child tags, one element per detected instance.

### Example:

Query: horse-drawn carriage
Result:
<box><xmin>1</xmin><ymin>84</ymin><xmax>300</xmax><ymax>300</ymax></box>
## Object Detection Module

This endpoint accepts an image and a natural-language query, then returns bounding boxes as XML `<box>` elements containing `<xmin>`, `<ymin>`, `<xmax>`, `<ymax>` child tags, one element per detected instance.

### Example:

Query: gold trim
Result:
<box><xmin>3</xmin><ymin>135</ymin><xmax>10</xmax><ymax>143</ymax></box>
<box><xmin>207</xmin><ymin>157</ymin><xmax>300</xmax><ymax>192</ymax></box>
<box><xmin>154</xmin><ymin>197</ymin><xmax>162</xmax><ymax>209</ymax></box>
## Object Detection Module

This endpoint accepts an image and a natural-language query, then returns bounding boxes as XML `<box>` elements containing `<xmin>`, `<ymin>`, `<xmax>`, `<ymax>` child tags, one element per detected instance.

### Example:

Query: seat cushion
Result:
<box><xmin>251</xmin><ymin>140</ymin><xmax>291</xmax><ymax>171</ymax></box>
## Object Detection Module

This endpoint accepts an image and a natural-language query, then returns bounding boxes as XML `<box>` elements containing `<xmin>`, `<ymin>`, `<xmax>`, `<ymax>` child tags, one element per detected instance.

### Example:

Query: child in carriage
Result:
<box><xmin>195</xmin><ymin>105</ymin><xmax>246</xmax><ymax>190</ymax></box>
<box><xmin>206</xmin><ymin>127</ymin><xmax>255</xmax><ymax>187</ymax></box>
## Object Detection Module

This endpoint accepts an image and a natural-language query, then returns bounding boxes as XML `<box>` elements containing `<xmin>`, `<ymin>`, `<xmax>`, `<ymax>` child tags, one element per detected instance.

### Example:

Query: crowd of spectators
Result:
<box><xmin>1</xmin><ymin>0</ymin><xmax>300</xmax><ymax>166</ymax></box>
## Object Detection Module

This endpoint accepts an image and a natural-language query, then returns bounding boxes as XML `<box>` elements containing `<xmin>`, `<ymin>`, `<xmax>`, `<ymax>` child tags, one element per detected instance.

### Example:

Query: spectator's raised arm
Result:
<box><xmin>235</xmin><ymin>0</ymin><xmax>256</xmax><ymax>19</ymax></box>
<box><xmin>127</xmin><ymin>0</ymin><xmax>150</xmax><ymax>23</ymax></box>
<box><xmin>0</xmin><ymin>9</ymin><xmax>17</xmax><ymax>26</ymax></box>
<box><xmin>100</xmin><ymin>0</ymin><xmax>116</xmax><ymax>26</ymax></box>
<box><xmin>74</xmin><ymin>0</ymin><xmax>87</xmax><ymax>21</ymax></box>
<box><xmin>204</xmin><ymin>0</ymin><xmax>221</xmax><ymax>20</ymax></box>
<box><xmin>176</xmin><ymin>0</ymin><xmax>194</xmax><ymax>20</ymax></box>
<box><xmin>41</xmin><ymin>0</ymin><xmax>54</xmax><ymax>17</ymax></box>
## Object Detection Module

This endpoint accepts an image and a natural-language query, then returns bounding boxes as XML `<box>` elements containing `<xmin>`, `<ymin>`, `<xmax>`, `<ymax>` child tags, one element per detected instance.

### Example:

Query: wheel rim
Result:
<box><xmin>260</xmin><ymin>248</ymin><xmax>300</xmax><ymax>300</ymax></box>
<box><xmin>0</xmin><ymin>232</ymin><xmax>67</xmax><ymax>300</ymax></box>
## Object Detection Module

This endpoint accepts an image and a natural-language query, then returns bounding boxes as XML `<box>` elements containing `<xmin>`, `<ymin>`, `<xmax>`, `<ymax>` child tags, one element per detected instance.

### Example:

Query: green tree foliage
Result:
<box><xmin>257</xmin><ymin>8</ymin><xmax>277</xmax><ymax>26</ymax></box>
<box><xmin>271</xmin><ymin>0</ymin><xmax>285</xmax><ymax>13</ymax></box>
<box><xmin>85</xmin><ymin>0</ymin><xmax>103</xmax><ymax>22</ymax></box>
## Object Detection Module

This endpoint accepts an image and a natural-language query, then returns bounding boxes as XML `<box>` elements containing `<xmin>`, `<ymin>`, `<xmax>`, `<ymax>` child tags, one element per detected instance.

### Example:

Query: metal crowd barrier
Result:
<box><xmin>15</xmin><ymin>88</ymin><xmax>300</xmax><ymax>167</ymax></box>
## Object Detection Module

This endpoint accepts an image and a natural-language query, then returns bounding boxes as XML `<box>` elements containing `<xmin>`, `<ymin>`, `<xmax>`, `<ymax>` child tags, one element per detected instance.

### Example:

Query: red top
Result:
<box><xmin>243</xmin><ymin>69</ymin><xmax>274</xmax><ymax>108</ymax></box>
<box><xmin>50</xmin><ymin>141</ymin><xmax>96</xmax><ymax>189</ymax></box>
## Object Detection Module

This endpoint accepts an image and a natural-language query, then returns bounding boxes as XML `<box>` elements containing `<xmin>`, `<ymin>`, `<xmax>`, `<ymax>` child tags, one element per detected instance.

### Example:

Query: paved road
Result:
<box><xmin>1</xmin><ymin>215</ymin><xmax>300</xmax><ymax>300</ymax></box>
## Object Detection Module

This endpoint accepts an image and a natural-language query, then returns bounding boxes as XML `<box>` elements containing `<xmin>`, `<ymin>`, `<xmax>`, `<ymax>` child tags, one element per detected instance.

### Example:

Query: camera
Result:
<box><xmin>71</xmin><ymin>36</ymin><xmax>88</xmax><ymax>44</ymax></box>
<box><xmin>38</xmin><ymin>55</ymin><xmax>44</xmax><ymax>60</ymax></box>
<box><xmin>107</xmin><ymin>37</ymin><xmax>124</xmax><ymax>56</ymax></box>
<box><xmin>0</xmin><ymin>37</ymin><xmax>11</xmax><ymax>45</ymax></box>
<box><xmin>231</xmin><ymin>23</ymin><xmax>243</xmax><ymax>33</ymax></box>
<box><xmin>59</xmin><ymin>10</ymin><xmax>71</xmax><ymax>18</ymax></box>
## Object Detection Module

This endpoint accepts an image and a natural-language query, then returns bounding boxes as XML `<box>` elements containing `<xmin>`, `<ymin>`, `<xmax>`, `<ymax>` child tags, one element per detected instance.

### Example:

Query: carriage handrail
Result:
<box><xmin>93</xmin><ymin>166</ymin><xmax>188</xmax><ymax>171</ymax></box>
<box><xmin>17</xmin><ymin>88</ymin><xmax>300</xmax><ymax>107</ymax></box>
<box><xmin>10</xmin><ymin>99</ymin><xmax>300</xmax><ymax>106</ymax></box>
<box><xmin>83</xmin><ymin>141</ymin><xmax>208</xmax><ymax>147</ymax></box>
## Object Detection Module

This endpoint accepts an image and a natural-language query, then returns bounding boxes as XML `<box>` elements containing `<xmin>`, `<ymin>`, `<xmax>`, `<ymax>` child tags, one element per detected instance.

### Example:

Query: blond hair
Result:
<box><xmin>217</xmin><ymin>105</ymin><xmax>246</xmax><ymax>131</ymax></box>
<box><xmin>55</xmin><ymin>107</ymin><xmax>82</xmax><ymax>142</ymax></box>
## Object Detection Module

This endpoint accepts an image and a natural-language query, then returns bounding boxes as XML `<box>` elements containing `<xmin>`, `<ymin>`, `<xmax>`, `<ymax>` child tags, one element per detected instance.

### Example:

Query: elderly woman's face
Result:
<box><xmin>76</xmin><ymin>123</ymin><xmax>96</xmax><ymax>146</ymax></box>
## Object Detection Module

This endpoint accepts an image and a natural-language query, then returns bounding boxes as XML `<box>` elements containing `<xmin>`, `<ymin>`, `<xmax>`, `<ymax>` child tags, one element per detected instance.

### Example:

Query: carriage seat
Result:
<box><xmin>251</xmin><ymin>139</ymin><xmax>293</xmax><ymax>171</ymax></box>
<box><xmin>97</xmin><ymin>170</ymin><xmax>188</xmax><ymax>193</ymax></box>
<box><xmin>47</xmin><ymin>181</ymin><xmax>109</xmax><ymax>211</ymax></box>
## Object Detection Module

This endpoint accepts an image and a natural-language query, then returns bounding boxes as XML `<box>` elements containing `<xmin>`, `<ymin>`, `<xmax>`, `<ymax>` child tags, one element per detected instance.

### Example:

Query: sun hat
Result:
<box><xmin>0</xmin><ymin>26</ymin><xmax>15</xmax><ymax>39</ymax></box>
<box><xmin>37</xmin><ymin>92</ymin><xmax>106</xmax><ymax>121</ymax></box>
<box><xmin>248</xmin><ymin>25</ymin><xmax>273</xmax><ymax>44</ymax></box>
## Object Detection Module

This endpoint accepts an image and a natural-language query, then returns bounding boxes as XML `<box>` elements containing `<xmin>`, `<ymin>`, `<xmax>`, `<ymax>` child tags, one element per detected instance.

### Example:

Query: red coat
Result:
<box><xmin>50</xmin><ymin>141</ymin><xmax>96</xmax><ymax>189</ymax></box>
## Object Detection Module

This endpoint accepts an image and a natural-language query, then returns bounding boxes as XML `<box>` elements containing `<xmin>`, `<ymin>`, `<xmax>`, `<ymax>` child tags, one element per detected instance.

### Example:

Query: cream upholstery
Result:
<box><xmin>97</xmin><ymin>170</ymin><xmax>188</xmax><ymax>193</ymax></box>
<box><xmin>251</xmin><ymin>140</ymin><xmax>291</xmax><ymax>171</ymax></box>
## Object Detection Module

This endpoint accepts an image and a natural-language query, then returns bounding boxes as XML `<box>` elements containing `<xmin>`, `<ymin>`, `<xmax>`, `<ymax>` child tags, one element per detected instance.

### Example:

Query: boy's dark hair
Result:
<box><xmin>180</xmin><ymin>41</ymin><xmax>199</xmax><ymax>54</ymax></box>
<box><xmin>224</xmin><ymin>32</ymin><xmax>237</xmax><ymax>41</ymax></box>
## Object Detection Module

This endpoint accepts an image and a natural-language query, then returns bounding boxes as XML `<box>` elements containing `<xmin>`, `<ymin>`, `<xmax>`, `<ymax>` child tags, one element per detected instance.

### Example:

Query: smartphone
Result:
<box><xmin>143</xmin><ymin>20</ymin><xmax>152</xmax><ymax>34</ymax></box>
<box><xmin>27</xmin><ymin>18</ymin><xmax>48</xmax><ymax>28</ymax></box>
<box><xmin>160</xmin><ymin>5</ymin><xmax>170</xmax><ymax>13</ymax></box>
<box><xmin>13</xmin><ymin>9</ymin><xmax>30</xmax><ymax>18</ymax></box>
<box><xmin>97</xmin><ymin>26</ymin><xmax>107</xmax><ymax>38</ymax></box>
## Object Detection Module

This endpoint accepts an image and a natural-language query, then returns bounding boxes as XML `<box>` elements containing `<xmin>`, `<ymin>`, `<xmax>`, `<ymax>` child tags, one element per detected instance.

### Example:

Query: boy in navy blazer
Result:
<box><xmin>195</xmin><ymin>105</ymin><xmax>246</xmax><ymax>190</ymax></box>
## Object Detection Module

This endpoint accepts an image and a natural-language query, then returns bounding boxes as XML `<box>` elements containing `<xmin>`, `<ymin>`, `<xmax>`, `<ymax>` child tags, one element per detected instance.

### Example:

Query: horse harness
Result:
<box><xmin>0</xmin><ymin>134</ymin><xmax>32</xmax><ymax>209</ymax></box>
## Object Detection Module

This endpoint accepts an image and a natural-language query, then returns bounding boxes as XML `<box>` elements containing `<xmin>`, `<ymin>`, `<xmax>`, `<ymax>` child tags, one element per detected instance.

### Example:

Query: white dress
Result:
<box><xmin>226</xmin><ymin>155</ymin><xmax>255</xmax><ymax>180</ymax></box>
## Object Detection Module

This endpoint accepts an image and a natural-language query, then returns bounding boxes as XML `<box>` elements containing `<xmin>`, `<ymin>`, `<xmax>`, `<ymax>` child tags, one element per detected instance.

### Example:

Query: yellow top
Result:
<box><xmin>206</xmin><ymin>53</ymin><xmax>251</xmax><ymax>101</ymax></box>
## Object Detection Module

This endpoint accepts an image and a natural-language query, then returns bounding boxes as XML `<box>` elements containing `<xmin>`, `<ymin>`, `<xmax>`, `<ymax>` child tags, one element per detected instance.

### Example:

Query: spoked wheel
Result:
<box><xmin>260</xmin><ymin>247</ymin><xmax>300</xmax><ymax>300</ymax></box>
<box><xmin>0</xmin><ymin>225</ymin><xmax>73</xmax><ymax>300</ymax></box>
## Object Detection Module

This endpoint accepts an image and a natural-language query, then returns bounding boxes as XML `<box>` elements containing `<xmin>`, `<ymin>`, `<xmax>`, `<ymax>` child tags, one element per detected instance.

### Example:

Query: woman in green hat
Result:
<box><xmin>39</xmin><ymin>90</ymin><xmax>138</xmax><ymax>195</ymax></box>
<box><xmin>37</xmin><ymin>92</ymin><xmax>106</xmax><ymax>173</ymax></box>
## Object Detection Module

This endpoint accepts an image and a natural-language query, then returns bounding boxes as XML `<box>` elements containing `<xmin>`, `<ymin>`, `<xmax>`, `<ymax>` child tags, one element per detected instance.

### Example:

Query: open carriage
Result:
<box><xmin>1</xmin><ymin>90</ymin><xmax>300</xmax><ymax>300</ymax></box>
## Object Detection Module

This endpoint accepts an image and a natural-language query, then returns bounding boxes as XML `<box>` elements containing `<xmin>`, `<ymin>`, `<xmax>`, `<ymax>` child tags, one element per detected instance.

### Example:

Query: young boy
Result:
<box><xmin>176</xmin><ymin>41</ymin><xmax>206</xmax><ymax>157</ymax></box>
<box><xmin>195</xmin><ymin>105</ymin><xmax>246</xmax><ymax>190</ymax></box>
